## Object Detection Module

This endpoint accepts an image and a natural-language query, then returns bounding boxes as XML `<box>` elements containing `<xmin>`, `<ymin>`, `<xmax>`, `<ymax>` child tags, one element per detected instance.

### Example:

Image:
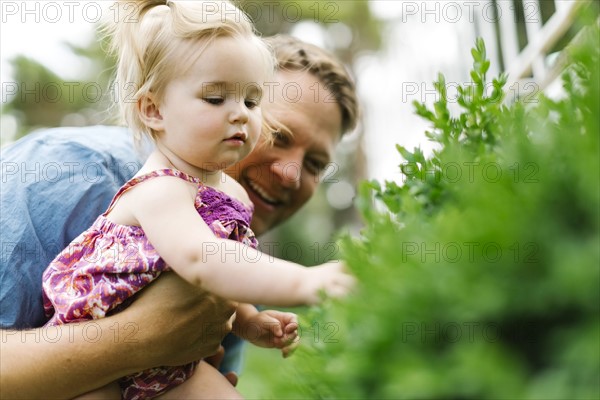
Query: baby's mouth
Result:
<box><xmin>224</xmin><ymin>132</ymin><xmax>247</xmax><ymax>143</ymax></box>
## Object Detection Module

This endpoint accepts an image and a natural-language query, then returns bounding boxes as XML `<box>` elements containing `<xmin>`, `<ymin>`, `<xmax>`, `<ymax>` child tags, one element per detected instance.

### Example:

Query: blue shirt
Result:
<box><xmin>0</xmin><ymin>125</ymin><xmax>243</xmax><ymax>373</ymax></box>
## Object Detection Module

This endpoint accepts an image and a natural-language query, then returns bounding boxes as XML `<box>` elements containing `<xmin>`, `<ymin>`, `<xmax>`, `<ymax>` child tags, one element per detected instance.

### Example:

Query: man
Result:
<box><xmin>0</xmin><ymin>35</ymin><xmax>358</xmax><ymax>398</ymax></box>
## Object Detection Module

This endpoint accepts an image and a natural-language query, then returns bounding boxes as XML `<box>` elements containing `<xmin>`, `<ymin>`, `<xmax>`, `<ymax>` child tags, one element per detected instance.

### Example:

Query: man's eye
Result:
<box><xmin>204</xmin><ymin>97</ymin><xmax>224</xmax><ymax>105</ymax></box>
<box><xmin>272</xmin><ymin>131</ymin><xmax>290</xmax><ymax>146</ymax></box>
<box><xmin>305</xmin><ymin>158</ymin><xmax>326</xmax><ymax>175</ymax></box>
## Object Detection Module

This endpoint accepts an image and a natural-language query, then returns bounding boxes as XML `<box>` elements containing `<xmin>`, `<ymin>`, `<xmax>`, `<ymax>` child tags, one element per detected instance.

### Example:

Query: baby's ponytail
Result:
<box><xmin>102</xmin><ymin>0</ymin><xmax>171</xmax><ymax>59</ymax></box>
<box><xmin>101</xmin><ymin>0</ymin><xmax>175</xmax><ymax>143</ymax></box>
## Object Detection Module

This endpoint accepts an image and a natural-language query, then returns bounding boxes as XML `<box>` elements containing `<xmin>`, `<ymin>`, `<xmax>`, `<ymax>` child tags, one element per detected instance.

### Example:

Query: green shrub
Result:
<box><xmin>242</xmin><ymin>12</ymin><xmax>599</xmax><ymax>400</ymax></box>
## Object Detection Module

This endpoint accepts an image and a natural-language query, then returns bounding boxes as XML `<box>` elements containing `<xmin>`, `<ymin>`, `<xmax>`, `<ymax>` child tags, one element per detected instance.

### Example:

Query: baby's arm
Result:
<box><xmin>233</xmin><ymin>304</ymin><xmax>299</xmax><ymax>357</ymax></box>
<box><xmin>129</xmin><ymin>176</ymin><xmax>354</xmax><ymax>307</ymax></box>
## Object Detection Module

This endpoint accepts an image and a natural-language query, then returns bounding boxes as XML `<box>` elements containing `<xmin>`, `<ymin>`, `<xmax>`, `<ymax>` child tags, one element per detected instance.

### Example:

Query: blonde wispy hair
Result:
<box><xmin>101</xmin><ymin>0</ymin><xmax>274</xmax><ymax>145</ymax></box>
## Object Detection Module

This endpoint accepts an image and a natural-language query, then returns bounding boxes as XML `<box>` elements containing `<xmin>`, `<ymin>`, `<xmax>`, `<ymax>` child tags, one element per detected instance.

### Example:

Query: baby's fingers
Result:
<box><xmin>281</xmin><ymin>336</ymin><xmax>300</xmax><ymax>358</ymax></box>
<box><xmin>328</xmin><ymin>268</ymin><xmax>356</xmax><ymax>298</ymax></box>
<box><xmin>283</xmin><ymin>321</ymin><xmax>299</xmax><ymax>335</ymax></box>
<box><xmin>283</xmin><ymin>325</ymin><xmax>299</xmax><ymax>345</ymax></box>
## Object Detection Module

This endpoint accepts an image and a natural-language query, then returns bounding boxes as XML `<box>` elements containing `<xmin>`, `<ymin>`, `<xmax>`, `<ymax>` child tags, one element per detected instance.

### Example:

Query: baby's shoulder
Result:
<box><xmin>218</xmin><ymin>173</ymin><xmax>252</xmax><ymax>208</ymax></box>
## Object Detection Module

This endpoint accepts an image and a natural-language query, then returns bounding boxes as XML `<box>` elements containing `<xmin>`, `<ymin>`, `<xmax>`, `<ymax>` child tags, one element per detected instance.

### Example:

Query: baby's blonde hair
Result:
<box><xmin>103</xmin><ymin>0</ymin><xmax>274</xmax><ymax>144</ymax></box>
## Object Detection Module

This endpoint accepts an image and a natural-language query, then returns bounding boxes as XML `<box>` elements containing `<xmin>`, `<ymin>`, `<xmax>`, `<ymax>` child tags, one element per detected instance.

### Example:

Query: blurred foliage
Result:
<box><xmin>239</xmin><ymin>0</ymin><xmax>380</xmax><ymax>63</ymax></box>
<box><xmin>3</xmin><ymin>37</ymin><xmax>117</xmax><ymax>140</ymax></box>
<box><xmin>239</xmin><ymin>10</ymin><xmax>600</xmax><ymax>400</ymax></box>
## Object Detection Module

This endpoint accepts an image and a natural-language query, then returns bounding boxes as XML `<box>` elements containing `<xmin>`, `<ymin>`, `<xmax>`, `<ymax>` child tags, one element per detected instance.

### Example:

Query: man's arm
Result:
<box><xmin>1</xmin><ymin>273</ymin><xmax>236</xmax><ymax>399</ymax></box>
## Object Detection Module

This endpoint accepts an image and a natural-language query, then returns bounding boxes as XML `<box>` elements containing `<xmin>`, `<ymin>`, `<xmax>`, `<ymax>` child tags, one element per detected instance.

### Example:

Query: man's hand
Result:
<box><xmin>0</xmin><ymin>272</ymin><xmax>237</xmax><ymax>399</ymax></box>
<box><xmin>124</xmin><ymin>272</ymin><xmax>237</xmax><ymax>369</ymax></box>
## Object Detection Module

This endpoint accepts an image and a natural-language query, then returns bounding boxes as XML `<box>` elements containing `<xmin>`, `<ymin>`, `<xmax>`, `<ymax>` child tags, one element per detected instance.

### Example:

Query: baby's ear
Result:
<box><xmin>138</xmin><ymin>93</ymin><xmax>164</xmax><ymax>131</ymax></box>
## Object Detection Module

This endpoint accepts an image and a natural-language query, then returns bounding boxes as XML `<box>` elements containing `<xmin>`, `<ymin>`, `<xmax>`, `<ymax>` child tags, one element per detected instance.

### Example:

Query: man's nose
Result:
<box><xmin>270</xmin><ymin>158</ymin><xmax>301</xmax><ymax>190</ymax></box>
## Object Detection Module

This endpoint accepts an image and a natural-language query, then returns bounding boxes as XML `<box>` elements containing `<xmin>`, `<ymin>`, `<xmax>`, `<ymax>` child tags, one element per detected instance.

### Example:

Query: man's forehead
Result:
<box><xmin>263</xmin><ymin>70</ymin><xmax>343</xmax><ymax>153</ymax></box>
<box><xmin>270</xmin><ymin>70</ymin><xmax>330</xmax><ymax>103</ymax></box>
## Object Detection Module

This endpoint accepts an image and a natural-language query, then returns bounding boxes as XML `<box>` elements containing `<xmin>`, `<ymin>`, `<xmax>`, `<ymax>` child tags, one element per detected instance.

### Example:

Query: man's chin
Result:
<box><xmin>241</xmin><ymin>179</ymin><xmax>289</xmax><ymax>235</ymax></box>
<box><xmin>250</xmin><ymin>216</ymin><xmax>270</xmax><ymax>237</ymax></box>
<box><xmin>243</xmin><ymin>192</ymin><xmax>265</xmax><ymax>232</ymax></box>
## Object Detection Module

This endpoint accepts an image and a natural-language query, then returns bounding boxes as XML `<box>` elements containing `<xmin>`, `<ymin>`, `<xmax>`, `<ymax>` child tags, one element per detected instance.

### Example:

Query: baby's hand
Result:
<box><xmin>305</xmin><ymin>260</ymin><xmax>355</xmax><ymax>304</ymax></box>
<box><xmin>240</xmin><ymin>310</ymin><xmax>299</xmax><ymax>357</ymax></box>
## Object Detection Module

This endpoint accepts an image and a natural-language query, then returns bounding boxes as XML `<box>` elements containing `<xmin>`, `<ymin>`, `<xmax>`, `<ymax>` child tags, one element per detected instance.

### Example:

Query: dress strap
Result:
<box><xmin>103</xmin><ymin>169</ymin><xmax>202</xmax><ymax>216</ymax></box>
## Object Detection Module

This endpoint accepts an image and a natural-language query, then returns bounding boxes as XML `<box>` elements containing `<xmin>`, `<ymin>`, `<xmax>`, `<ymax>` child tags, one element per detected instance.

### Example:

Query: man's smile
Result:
<box><xmin>246</xmin><ymin>178</ymin><xmax>283</xmax><ymax>207</ymax></box>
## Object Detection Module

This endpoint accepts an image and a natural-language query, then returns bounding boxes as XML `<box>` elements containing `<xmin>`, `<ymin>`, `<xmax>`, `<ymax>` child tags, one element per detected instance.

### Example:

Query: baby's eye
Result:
<box><xmin>204</xmin><ymin>97</ymin><xmax>224</xmax><ymax>105</ymax></box>
<box><xmin>245</xmin><ymin>99</ymin><xmax>259</xmax><ymax>109</ymax></box>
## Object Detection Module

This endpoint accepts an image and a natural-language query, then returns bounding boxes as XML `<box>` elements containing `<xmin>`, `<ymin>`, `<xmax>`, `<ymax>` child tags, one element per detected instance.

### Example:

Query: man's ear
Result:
<box><xmin>138</xmin><ymin>93</ymin><xmax>164</xmax><ymax>131</ymax></box>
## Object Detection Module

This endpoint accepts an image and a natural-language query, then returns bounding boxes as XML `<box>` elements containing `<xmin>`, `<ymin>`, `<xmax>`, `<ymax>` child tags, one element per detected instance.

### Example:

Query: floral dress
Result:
<box><xmin>42</xmin><ymin>168</ymin><xmax>258</xmax><ymax>399</ymax></box>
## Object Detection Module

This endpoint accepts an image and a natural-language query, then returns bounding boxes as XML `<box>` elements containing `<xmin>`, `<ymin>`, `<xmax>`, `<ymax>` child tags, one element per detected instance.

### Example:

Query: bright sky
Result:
<box><xmin>0</xmin><ymin>1</ymin><xmax>100</xmax><ymax>83</ymax></box>
<box><xmin>360</xmin><ymin>1</ymin><xmax>484</xmax><ymax>182</ymax></box>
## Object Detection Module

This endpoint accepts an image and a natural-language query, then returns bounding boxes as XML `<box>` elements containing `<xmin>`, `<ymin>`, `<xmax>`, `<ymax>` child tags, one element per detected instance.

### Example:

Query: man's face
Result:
<box><xmin>225</xmin><ymin>70</ymin><xmax>343</xmax><ymax>236</ymax></box>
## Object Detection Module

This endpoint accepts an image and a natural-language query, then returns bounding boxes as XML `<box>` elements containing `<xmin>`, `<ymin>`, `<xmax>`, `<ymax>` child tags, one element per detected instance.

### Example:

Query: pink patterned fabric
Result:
<box><xmin>42</xmin><ymin>169</ymin><xmax>257</xmax><ymax>399</ymax></box>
